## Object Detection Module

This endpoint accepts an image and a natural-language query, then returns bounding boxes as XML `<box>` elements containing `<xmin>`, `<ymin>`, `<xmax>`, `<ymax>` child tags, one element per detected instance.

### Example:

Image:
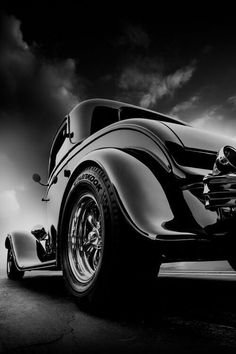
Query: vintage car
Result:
<box><xmin>5</xmin><ymin>98</ymin><xmax>236</xmax><ymax>306</ymax></box>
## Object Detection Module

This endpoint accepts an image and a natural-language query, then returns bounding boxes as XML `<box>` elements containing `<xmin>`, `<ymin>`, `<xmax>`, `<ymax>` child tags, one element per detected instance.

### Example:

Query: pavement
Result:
<box><xmin>1</xmin><ymin>260</ymin><xmax>236</xmax><ymax>353</ymax></box>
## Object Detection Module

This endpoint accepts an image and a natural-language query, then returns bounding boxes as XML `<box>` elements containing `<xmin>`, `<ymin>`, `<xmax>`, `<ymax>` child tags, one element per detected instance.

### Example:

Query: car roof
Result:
<box><xmin>68</xmin><ymin>98</ymin><xmax>187</xmax><ymax>144</ymax></box>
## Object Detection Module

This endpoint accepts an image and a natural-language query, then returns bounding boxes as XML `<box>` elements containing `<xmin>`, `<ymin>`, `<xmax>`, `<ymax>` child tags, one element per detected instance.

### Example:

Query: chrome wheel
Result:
<box><xmin>68</xmin><ymin>193</ymin><xmax>103</xmax><ymax>285</ymax></box>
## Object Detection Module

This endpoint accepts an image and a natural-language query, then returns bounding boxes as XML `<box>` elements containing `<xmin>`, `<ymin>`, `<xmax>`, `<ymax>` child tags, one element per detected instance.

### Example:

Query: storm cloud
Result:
<box><xmin>0</xmin><ymin>14</ymin><xmax>82</xmax><ymax>121</ymax></box>
<box><xmin>169</xmin><ymin>95</ymin><xmax>200</xmax><ymax>116</ymax></box>
<box><xmin>117</xmin><ymin>24</ymin><xmax>151</xmax><ymax>49</ymax></box>
<box><xmin>0</xmin><ymin>14</ymin><xmax>83</xmax><ymax>235</ymax></box>
<box><xmin>118</xmin><ymin>59</ymin><xmax>196</xmax><ymax>108</ymax></box>
<box><xmin>0</xmin><ymin>14</ymin><xmax>85</xmax><ymax>171</ymax></box>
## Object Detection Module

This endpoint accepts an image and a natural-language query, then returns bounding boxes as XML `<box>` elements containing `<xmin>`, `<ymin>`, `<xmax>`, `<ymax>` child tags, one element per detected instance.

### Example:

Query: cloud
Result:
<box><xmin>0</xmin><ymin>190</ymin><xmax>20</xmax><ymax>219</ymax></box>
<box><xmin>118</xmin><ymin>60</ymin><xmax>196</xmax><ymax>108</ymax></box>
<box><xmin>189</xmin><ymin>105</ymin><xmax>236</xmax><ymax>138</ymax></box>
<box><xmin>191</xmin><ymin>111</ymin><xmax>222</xmax><ymax>129</ymax></box>
<box><xmin>169</xmin><ymin>95</ymin><xmax>200</xmax><ymax>116</ymax></box>
<box><xmin>227</xmin><ymin>95</ymin><xmax>236</xmax><ymax>109</ymax></box>
<box><xmin>0</xmin><ymin>13</ymin><xmax>29</xmax><ymax>50</ymax></box>
<box><xmin>0</xmin><ymin>14</ymin><xmax>85</xmax><ymax>236</ymax></box>
<box><xmin>0</xmin><ymin>153</ymin><xmax>20</xmax><ymax>192</ymax></box>
<box><xmin>0</xmin><ymin>14</ymin><xmax>85</xmax><ymax>171</ymax></box>
<box><xmin>0</xmin><ymin>14</ymin><xmax>83</xmax><ymax>116</ymax></box>
<box><xmin>118</xmin><ymin>24</ymin><xmax>151</xmax><ymax>48</ymax></box>
<box><xmin>166</xmin><ymin>66</ymin><xmax>195</xmax><ymax>90</ymax></box>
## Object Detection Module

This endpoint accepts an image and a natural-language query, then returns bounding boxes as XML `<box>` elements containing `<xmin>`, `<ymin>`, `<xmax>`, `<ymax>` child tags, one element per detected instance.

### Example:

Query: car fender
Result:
<box><xmin>66</xmin><ymin>148</ymin><xmax>180</xmax><ymax>240</ymax></box>
<box><xmin>5</xmin><ymin>232</ymin><xmax>56</xmax><ymax>270</ymax></box>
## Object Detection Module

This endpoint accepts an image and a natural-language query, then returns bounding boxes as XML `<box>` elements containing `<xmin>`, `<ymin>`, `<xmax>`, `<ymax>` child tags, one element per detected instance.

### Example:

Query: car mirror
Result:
<box><xmin>32</xmin><ymin>173</ymin><xmax>48</xmax><ymax>187</ymax></box>
<box><xmin>32</xmin><ymin>173</ymin><xmax>41</xmax><ymax>183</ymax></box>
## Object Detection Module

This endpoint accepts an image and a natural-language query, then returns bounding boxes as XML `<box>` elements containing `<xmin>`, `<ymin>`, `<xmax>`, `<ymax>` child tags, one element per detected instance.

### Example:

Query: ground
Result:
<box><xmin>1</xmin><ymin>259</ymin><xmax>236</xmax><ymax>354</ymax></box>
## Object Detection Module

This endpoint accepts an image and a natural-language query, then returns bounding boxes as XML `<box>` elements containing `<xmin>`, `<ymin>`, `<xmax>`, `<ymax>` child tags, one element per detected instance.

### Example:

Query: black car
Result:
<box><xmin>5</xmin><ymin>98</ymin><xmax>236</xmax><ymax>306</ymax></box>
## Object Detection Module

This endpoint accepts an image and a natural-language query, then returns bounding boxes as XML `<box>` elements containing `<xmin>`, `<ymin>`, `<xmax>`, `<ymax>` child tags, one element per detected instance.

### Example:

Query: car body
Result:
<box><xmin>203</xmin><ymin>145</ymin><xmax>236</xmax><ymax>270</ymax></box>
<box><xmin>5</xmin><ymin>98</ymin><xmax>236</xmax><ymax>305</ymax></box>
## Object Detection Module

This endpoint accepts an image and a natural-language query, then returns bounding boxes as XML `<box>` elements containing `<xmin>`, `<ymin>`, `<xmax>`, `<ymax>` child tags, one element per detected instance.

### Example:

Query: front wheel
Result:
<box><xmin>61</xmin><ymin>166</ymin><xmax>160</xmax><ymax>307</ymax></box>
<box><xmin>7</xmin><ymin>247</ymin><xmax>24</xmax><ymax>280</ymax></box>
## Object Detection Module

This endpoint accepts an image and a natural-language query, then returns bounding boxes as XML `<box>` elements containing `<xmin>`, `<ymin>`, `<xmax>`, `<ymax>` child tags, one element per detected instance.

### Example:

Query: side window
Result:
<box><xmin>48</xmin><ymin>122</ymin><xmax>68</xmax><ymax>176</ymax></box>
<box><xmin>119</xmin><ymin>107</ymin><xmax>186</xmax><ymax>125</ymax></box>
<box><xmin>69</xmin><ymin>104</ymin><xmax>119</xmax><ymax>144</ymax></box>
<box><xmin>90</xmin><ymin>107</ymin><xmax>119</xmax><ymax>135</ymax></box>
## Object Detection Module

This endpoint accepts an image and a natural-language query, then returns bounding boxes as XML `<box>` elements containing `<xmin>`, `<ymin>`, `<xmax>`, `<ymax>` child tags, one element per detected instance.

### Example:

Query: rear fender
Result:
<box><xmin>67</xmin><ymin>148</ymin><xmax>177</xmax><ymax>239</ymax></box>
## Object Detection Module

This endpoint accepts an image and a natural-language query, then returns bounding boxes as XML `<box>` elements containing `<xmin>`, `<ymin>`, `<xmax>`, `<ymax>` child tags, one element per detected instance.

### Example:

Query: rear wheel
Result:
<box><xmin>61</xmin><ymin>166</ymin><xmax>160</xmax><ymax>307</ymax></box>
<box><xmin>7</xmin><ymin>247</ymin><xmax>24</xmax><ymax>280</ymax></box>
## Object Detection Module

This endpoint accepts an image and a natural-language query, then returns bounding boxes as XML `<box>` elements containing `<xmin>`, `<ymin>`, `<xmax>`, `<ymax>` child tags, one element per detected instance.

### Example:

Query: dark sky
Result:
<box><xmin>1</xmin><ymin>3</ymin><xmax>236</xmax><ymax>239</ymax></box>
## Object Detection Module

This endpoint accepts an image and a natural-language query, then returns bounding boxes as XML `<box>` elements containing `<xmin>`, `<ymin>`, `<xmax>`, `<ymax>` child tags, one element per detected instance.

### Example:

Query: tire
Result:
<box><xmin>61</xmin><ymin>166</ymin><xmax>160</xmax><ymax>307</ymax></box>
<box><xmin>7</xmin><ymin>247</ymin><xmax>25</xmax><ymax>280</ymax></box>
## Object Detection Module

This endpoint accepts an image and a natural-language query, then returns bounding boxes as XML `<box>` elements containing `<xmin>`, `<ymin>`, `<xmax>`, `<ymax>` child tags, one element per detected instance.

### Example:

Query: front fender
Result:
<box><xmin>68</xmin><ymin>148</ymin><xmax>192</xmax><ymax>239</ymax></box>
<box><xmin>5</xmin><ymin>232</ymin><xmax>56</xmax><ymax>270</ymax></box>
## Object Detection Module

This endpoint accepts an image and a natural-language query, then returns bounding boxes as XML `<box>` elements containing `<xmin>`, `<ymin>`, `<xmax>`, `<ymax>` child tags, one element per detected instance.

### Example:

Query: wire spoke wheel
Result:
<box><xmin>62</xmin><ymin>166</ymin><xmax>160</xmax><ymax>308</ymax></box>
<box><xmin>68</xmin><ymin>193</ymin><xmax>103</xmax><ymax>285</ymax></box>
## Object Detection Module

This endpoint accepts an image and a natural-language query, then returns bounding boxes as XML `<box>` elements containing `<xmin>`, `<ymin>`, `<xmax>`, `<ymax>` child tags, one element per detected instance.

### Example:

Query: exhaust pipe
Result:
<box><xmin>212</xmin><ymin>145</ymin><xmax>236</xmax><ymax>175</ymax></box>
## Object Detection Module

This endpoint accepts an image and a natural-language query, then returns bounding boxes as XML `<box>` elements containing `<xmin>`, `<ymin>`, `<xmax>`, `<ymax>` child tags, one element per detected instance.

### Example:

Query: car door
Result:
<box><xmin>44</xmin><ymin>118</ymin><xmax>70</xmax><ymax>257</ymax></box>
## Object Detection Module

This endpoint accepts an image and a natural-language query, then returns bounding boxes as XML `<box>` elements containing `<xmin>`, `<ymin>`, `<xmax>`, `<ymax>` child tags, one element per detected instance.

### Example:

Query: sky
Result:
<box><xmin>1</xmin><ymin>4</ymin><xmax>236</xmax><ymax>264</ymax></box>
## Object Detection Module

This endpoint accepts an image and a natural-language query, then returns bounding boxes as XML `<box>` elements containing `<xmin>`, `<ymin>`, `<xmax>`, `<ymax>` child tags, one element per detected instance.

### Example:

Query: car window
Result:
<box><xmin>90</xmin><ymin>107</ymin><xmax>119</xmax><ymax>135</ymax></box>
<box><xmin>119</xmin><ymin>107</ymin><xmax>187</xmax><ymax>126</ymax></box>
<box><xmin>69</xmin><ymin>104</ymin><xmax>119</xmax><ymax>144</ymax></box>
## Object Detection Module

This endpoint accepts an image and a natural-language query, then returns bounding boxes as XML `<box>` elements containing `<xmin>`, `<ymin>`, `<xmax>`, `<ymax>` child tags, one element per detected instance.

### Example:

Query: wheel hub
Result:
<box><xmin>68</xmin><ymin>194</ymin><xmax>103</xmax><ymax>284</ymax></box>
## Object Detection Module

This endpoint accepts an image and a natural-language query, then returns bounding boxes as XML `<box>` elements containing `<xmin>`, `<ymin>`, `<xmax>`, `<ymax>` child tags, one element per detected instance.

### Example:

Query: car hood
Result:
<box><xmin>163</xmin><ymin>122</ymin><xmax>236</xmax><ymax>153</ymax></box>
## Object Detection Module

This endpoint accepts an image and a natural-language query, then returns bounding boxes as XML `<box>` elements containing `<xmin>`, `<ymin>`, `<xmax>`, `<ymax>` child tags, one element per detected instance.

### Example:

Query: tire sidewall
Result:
<box><xmin>7</xmin><ymin>247</ymin><xmax>24</xmax><ymax>279</ymax></box>
<box><xmin>61</xmin><ymin>167</ymin><xmax>115</xmax><ymax>299</ymax></box>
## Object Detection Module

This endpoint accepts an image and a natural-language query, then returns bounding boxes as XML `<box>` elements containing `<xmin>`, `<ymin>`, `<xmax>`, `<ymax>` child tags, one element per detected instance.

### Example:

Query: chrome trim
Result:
<box><xmin>68</xmin><ymin>193</ymin><xmax>103</xmax><ymax>284</ymax></box>
<box><xmin>203</xmin><ymin>173</ymin><xmax>236</xmax><ymax>209</ymax></box>
<box><xmin>212</xmin><ymin>145</ymin><xmax>236</xmax><ymax>176</ymax></box>
<box><xmin>203</xmin><ymin>145</ymin><xmax>236</xmax><ymax>210</ymax></box>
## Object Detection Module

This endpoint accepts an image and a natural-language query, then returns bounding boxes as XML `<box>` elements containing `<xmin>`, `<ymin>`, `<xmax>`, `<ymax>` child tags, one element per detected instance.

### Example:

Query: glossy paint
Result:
<box><xmin>5</xmin><ymin>233</ymin><xmax>56</xmax><ymax>270</ymax></box>
<box><xmin>7</xmin><ymin>99</ymin><xmax>236</xmax><ymax>269</ymax></box>
<box><xmin>69</xmin><ymin>148</ymin><xmax>175</xmax><ymax>239</ymax></box>
<box><xmin>204</xmin><ymin>174</ymin><xmax>236</xmax><ymax>209</ymax></box>
<box><xmin>47</xmin><ymin>120</ymin><xmax>178</xmax><ymax>243</ymax></box>
<box><xmin>163</xmin><ymin>122</ymin><xmax>236</xmax><ymax>152</ymax></box>
<box><xmin>203</xmin><ymin>145</ymin><xmax>236</xmax><ymax>210</ymax></box>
